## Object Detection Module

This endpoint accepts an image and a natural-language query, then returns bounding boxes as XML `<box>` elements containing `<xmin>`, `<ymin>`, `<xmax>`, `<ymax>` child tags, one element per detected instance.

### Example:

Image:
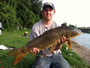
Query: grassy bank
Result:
<box><xmin>0</xmin><ymin>30</ymin><xmax>89</xmax><ymax>68</ymax></box>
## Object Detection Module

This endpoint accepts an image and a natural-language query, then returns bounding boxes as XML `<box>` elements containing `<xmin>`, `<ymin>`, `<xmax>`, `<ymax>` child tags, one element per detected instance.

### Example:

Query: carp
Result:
<box><xmin>8</xmin><ymin>26</ymin><xmax>82</xmax><ymax>65</ymax></box>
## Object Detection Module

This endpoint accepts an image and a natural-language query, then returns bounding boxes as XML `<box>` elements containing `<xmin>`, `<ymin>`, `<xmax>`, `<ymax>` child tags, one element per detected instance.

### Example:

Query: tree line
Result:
<box><xmin>0</xmin><ymin>0</ymin><xmax>42</xmax><ymax>30</ymax></box>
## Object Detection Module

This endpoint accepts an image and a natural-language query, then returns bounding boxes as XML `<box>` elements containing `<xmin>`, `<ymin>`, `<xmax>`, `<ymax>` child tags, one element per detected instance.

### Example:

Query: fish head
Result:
<box><xmin>65</xmin><ymin>26</ymin><xmax>82</xmax><ymax>38</ymax></box>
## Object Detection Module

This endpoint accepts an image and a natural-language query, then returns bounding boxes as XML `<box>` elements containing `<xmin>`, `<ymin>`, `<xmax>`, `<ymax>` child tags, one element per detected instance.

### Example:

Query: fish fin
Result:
<box><xmin>50</xmin><ymin>45</ymin><xmax>56</xmax><ymax>53</ymax></box>
<box><xmin>66</xmin><ymin>39</ymin><xmax>72</xmax><ymax>48</ymax></box>
<box><xmin>14</xmin><ymin>52</ymin><xmax>27</xmax><ymax>65</ymax></box>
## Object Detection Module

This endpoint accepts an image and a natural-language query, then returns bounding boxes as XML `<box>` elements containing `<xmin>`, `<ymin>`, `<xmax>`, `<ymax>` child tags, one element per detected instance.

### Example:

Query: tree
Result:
<box><xmin>16</xmin><ymin>0</ymin><xmax>42</xmax><ymax>29</ymax></box>
<box><xmin>69</xmin><ymin>24</ymin><xmax>76</xmax><ymax>27</ymax></box>
<box><xmin>0</xmin><ymin>1</ymin><xmax>19</xmax><ymax>30</ymax></box>
<box><xmin>61</xmin><ymin>22</ymin><xmax>67</xmax><ymax>26</ymax></box>
<box><xmin>0</xmin><ymin>0</ymin><xmax>42</xmax><ymax>30</ymax></box>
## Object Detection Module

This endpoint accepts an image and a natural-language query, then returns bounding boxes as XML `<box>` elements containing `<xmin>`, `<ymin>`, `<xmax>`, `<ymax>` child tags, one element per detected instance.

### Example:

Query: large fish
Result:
<box><xmin>8</xmin><ymin>26</ymin><xmax>82</xmax><ymax>65</ymax></box>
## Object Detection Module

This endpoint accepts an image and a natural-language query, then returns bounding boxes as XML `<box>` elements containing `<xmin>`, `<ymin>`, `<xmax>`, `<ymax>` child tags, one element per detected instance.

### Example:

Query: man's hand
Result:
<box><xmin>30</xmin><ymin>48</ymin><xmax>40</xmax><ymax>53</ymax></box>
<box><xmin>54</xmin><ymin>36</ymin><xmax>68</xmax><ymax>50</ymax></box>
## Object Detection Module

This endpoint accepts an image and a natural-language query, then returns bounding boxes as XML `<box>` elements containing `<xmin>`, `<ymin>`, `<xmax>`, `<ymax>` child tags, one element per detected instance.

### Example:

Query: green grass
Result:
<box><xmin>61</xmin><ymin>44</ymin><xmax>89</xmax><ymax>68</ymax></box>
<box><xmin>0</xmin><ymin>30</ymin><xmax>89</xmax><ymax>68</ymax></box>
<box><xmin>0</xmin><ymin>30</ymin><xmax>36</xmax><ymax>68</ymax></box>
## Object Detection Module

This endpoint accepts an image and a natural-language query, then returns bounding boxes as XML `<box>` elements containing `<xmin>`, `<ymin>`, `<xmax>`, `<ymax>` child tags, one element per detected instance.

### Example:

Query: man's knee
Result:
<box><xmin>51</xmin><ymin>62</ymin><xmax>70</xmax><ymax>68</ymax></box>
<box><xmin>32</xmin><ymin>63</ymin><xmax>50</xmax><ymax>68</ymax></box>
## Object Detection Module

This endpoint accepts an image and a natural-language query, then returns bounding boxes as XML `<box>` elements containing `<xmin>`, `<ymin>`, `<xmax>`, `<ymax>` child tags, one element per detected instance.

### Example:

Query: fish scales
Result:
<box><xmin>26</xmin><ymin>26</ymin><xmax>81</xmax><ymax>51</ymax></box>
<box><xmin>26</xmin><ymin>29</ymin><xmax>60</xmax><ymax>51</ymax></box>
<box><xmin>8</xmin><ymin>26</ymin><xmax>82</xmax><ymax>65</ymax></box>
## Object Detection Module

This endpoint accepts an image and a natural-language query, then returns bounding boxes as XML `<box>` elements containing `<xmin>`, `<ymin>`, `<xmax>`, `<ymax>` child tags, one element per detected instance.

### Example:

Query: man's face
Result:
<box><xmin>42</xmin><ymin>6</ymin><xmax>55</xmax><ymax>21</ymax></box>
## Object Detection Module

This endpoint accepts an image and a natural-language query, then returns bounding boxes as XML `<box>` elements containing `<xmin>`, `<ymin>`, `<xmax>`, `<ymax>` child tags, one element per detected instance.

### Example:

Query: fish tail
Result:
<box><xmin>14</xmin><ymin>52</ymin><xmax>27</xmax><ymax>65</ymax></box>
<box><xmin>8</xmin><ymin>47</ymin><xmax>28</xmax><ymax>65</ymax></box>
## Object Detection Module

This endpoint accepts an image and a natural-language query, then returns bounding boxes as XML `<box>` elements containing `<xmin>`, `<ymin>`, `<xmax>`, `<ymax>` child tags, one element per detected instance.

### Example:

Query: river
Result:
<box><xmin>72</xmin><ymin>33</ymin><xmax>90</xmax><ymax>49</ymax></box>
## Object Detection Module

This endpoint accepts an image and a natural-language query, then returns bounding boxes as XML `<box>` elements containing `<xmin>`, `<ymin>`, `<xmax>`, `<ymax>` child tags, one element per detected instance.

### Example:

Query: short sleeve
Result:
<box><xmin>29</xmin><ymin>29</ymin><xmax>37</xmax><ymax>41</ymax></box>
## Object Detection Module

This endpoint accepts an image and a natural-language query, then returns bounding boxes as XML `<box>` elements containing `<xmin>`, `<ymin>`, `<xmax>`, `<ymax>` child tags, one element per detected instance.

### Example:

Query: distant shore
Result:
<box><xmin>71</xmin><ymin>41</ymin><xmax>90</xmax><ymax>64</ymax></box>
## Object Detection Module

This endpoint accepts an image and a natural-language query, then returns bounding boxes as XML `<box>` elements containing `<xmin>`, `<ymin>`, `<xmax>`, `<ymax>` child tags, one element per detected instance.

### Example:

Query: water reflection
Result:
<box><xmin>72</xmin><ymin>33</ymin><xmax>90</xmax><ymax>49</ymax></box>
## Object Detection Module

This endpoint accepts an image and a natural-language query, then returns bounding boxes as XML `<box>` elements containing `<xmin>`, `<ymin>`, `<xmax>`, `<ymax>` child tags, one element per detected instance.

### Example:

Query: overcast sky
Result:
<box><xmin>42</xmin><ymin>0</ymin><xmax>90</xmax><ymax>27</ymax></box>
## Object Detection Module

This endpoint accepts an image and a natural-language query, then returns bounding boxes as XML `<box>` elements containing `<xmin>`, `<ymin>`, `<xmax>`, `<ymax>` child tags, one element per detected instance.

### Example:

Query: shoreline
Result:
<box><xmin>71</xmin><ymin>41</ymin><xmax>90</xmax><ymax>64</ymax></box>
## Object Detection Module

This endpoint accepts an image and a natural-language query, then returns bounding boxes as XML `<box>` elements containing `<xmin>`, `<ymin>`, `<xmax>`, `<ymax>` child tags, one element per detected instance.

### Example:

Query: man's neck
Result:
<box><xmin>42</xmin><ymin>19</ymin><xmax>53</xmax><ymax>27</ymax></box>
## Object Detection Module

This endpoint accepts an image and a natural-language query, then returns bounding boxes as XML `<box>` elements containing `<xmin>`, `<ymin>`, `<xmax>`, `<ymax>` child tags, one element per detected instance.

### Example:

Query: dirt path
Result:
<box><xmin>71</xmin><ymin>41</ymin><xmax>90</xmax><ymax>64</ymax></box>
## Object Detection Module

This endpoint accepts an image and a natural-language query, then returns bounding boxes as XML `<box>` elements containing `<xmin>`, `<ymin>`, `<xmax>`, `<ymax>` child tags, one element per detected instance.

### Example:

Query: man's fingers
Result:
<box><xmin>30</xmin><ymin>50</ymin><xmax>33</xmax><ymax>53</ymax></box>
<box><xmin>37</xmin><ymin>49</ymin><xmax>40</xmax><ymax>53</ymax></box>
<box><xmin>61</xmin><ymin>36</ymin><xmax>67</xmax><ymax>43</ymax></box>
<box><xmin>33</xmin><ymin>48</ymin><xmax>36</xmax><ymax>53</ymax></box>
<box><xmin>55</xmin><ymin>36</ymin><xmax>68</xmax><ymax>50</ymax></box>
<box><xmin>58</xmin><ymin>39</ymin><xmax>61</xmax><ymax>43</ymax></box>
<box><xmin>30</xmin><ymin>48</ymin><xmax>40</xmax><ymax>53</ymax></box>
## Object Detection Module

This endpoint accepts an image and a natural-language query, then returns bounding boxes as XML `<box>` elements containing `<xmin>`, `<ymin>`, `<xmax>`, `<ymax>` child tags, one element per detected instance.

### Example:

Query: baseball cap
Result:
<box><xmin>42</xmin><ymin>2</ymin><xmax>55</xmax><ymax>10</ymax></box>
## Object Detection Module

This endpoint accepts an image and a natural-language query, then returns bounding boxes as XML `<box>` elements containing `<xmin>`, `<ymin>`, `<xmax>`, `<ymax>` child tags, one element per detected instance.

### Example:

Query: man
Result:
<box><xmin>30</xmin><ymin>2</ymin><xmax>70</xmax><ymax>68</ymax></box>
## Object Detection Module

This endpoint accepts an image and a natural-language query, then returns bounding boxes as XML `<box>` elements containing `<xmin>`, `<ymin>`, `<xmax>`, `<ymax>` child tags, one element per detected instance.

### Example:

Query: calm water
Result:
<box><xmin>72</xmin><ymin>33</ymin><xmax>90</xmax><ymax>49</ymax></box>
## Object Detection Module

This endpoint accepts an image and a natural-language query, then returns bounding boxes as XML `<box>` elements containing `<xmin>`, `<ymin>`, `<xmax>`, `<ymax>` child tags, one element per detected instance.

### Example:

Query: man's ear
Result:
<box><xmin>53</xmin><ymin>10</ymin><xmax>56</xmax><ymax>14</ymax></box>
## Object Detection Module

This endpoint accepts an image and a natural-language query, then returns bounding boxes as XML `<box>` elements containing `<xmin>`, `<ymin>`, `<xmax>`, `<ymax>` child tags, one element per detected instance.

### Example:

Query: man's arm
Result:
<box><xmin>29</xmin><ymin>26</ymin><xmax>40</xmax><ymax>53</ymax></box>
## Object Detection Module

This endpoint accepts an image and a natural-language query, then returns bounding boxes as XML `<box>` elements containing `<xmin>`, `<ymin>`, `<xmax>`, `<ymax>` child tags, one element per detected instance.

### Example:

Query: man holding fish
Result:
<box><xmin>30</xmin><ymin>2</ymin><xmax>70</xmax><ymax>68</ymax></box>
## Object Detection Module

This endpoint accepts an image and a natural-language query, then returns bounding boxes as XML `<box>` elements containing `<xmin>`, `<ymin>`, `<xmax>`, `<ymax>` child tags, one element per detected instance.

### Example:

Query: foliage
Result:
<box><xmin>0</xmin><ymin>2</ymin><xmax>19</xmax><ymax>30</ymax></box>
<box><xmin>69</xmin><ymin>24</ymin><xmax>76</xmax><ymax>27</ymax></box>
<box><xmin>61</xmin><ymin>44</ymin><xmax>89</xmax><ymax>68</ymax></box>
<box><xmin>0</xmin><ymin>0</ymin><xmax>42</xmax><ymax>30</ymax></box>
<box><xmin>61</xmin><ymin>22</ymin><xmax>67</xmax><ymax>26</ymax></box>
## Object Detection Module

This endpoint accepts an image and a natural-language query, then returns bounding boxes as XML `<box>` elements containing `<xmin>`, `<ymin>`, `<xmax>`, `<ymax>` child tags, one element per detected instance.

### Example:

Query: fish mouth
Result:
<box><xmin>71</xmin><ymin>33</ymin><xmax>81</xmax><ymax>39</ymax></box>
